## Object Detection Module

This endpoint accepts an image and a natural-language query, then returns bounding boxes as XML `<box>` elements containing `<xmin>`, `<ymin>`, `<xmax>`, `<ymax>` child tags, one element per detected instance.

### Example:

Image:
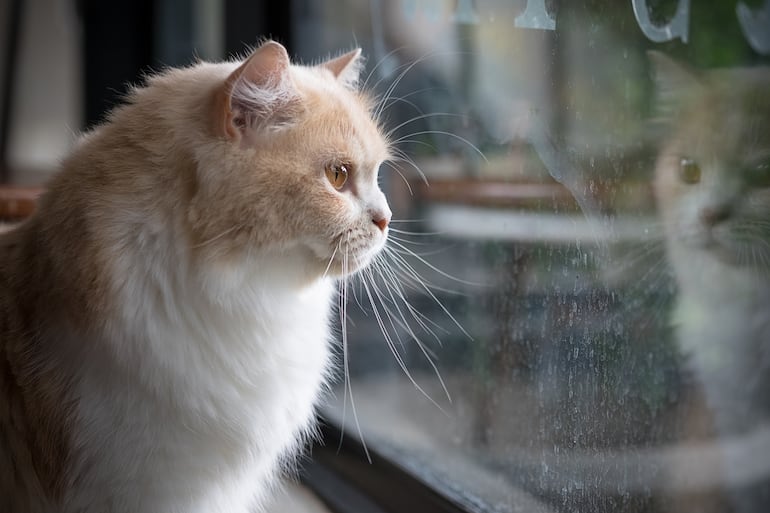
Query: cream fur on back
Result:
<box><xmin>0</xmin><ymin>41</ymin><xmax>391</xmax><ymax>512</ymax></box>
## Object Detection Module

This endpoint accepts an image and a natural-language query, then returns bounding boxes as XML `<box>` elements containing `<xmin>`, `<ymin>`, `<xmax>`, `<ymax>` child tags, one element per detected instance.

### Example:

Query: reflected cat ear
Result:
<box><xmin>215</xmin><ymin>41</ymin><xmax>300</xmax><ymax>140</ymax></box>
<box><xmin>648</xmin><ymin>51</ymin><xmax>703</xmax><ymax>118</ymax></box>
<box><xmin>322</xmin><ymin>49</ymin><xmax>364</xmax><ymax>89</ymax></box>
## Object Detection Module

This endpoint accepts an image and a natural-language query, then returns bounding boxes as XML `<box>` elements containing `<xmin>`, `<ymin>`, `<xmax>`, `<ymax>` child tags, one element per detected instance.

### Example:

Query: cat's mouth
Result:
<box><xmin>684</xmin><ymin>228</ymin><xmax>737</xmax><ymax>261</ymax></box>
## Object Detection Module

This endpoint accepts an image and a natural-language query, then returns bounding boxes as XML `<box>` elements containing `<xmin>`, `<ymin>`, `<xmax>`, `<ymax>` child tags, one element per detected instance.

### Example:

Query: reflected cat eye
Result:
<box><xmin>679</xmin><ymin>158</ymin><xmax>701</xmax><ymax>184</ymax></box>
<box><xmin>325</xmin><ymin>163</ymin><xmax>349</xmax><ymax>189</ymax></box>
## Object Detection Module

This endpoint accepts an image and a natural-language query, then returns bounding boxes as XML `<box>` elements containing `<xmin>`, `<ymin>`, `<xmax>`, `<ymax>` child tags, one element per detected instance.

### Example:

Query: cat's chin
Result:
<box><xmin>309</xmin><ymin>232</ymin><xmax>387</xmax><ymax>278</ymax></box>
<box><xmin>324</xmin><ymin>249</ymin><xmax>379</xmax><ymax>277</ymax></box>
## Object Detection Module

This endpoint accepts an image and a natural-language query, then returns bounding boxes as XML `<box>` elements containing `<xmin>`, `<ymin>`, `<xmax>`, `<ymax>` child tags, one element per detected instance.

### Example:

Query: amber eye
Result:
<box><xmin>679</xmin><ymin>158</ymin><xmax>701</xmax><ymax>184</ymax></box>
<box><xmin>325</xmin><ymin>163</ymin><xmax>349</xmax><ymax>190</ymax></box>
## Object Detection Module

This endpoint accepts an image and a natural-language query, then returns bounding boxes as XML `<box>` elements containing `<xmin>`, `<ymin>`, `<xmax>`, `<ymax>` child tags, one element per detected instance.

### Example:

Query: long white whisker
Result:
<box><xmin>383</xmin><ymin>248</ymin><xmax>465</xmax><ymax>296</ymax></box>
<box><xmin>362</xmin><ymin>45</ymin><xmax>405</xmax><ymax>90</ymax></box>
<box><xmin>375</xmin><ymin>254</ymin><xmax>450</xmax><ymax>339</ymax></box>
<box><xmin>386</xmin><ymin>112</ymin><xmax>464</xmax><ymax>140</ymax></box>
<box><xmin>322</xmin><ymin>240</ymin><xmax>341</xmax><ymax>279</ymax></box>
<box><xmin>384</xmin><ymin>248</ymin><xmax>473</xmax><ymax>340</ymax></box>
<box><xmin>393</xmin><ymin>130</ymin><xmax>488</xmax><ymax>163</ymax></box>
<box><xmin>388</xmin><ymin>227</ymin><xmax>443</xmax><ymax>236</ymax></box>
<box><xmin>387</xmin><ymin>162</ymin><xmax>414</xmax><ymax>195</ymax></box>
<box><xmin>338</xmin><ymin>233</ymin><xmax>371</xmax><ymax>462</ymax></box>
<box><xmin>375</xmin><ymin>56</ymin><xmax>431</xmax><ymax>121</ymax></box>
<box><xmin>387</xmin><ymin>152</ymin><xmax>429</xmax><ymax>185</ymax></box>
<box><xmin>387</xmin><ymin>239</ymin><xmax>483</xmax><ymax>287</ymax></box>
<box><xmin>387</xmin><ymin>234</ymin><xmax>435</xmax><ymax>247</ymax></box>
<box><xmin>370</xmin><ymin>257</ymin><xmax>451</xmax><ymax>403</ymax></box>
<box><xmin>359</xmin><ymin>264</ymin><xmax>448</xmax><ymax>413</ymax></box>
<box><xmin>373</xmin><ymin>267</ymin><xmax>445</xmax><ymax>357</ymax></box>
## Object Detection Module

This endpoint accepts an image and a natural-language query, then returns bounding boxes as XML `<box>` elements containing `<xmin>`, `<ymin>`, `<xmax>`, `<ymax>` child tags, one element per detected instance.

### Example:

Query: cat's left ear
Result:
<box><xmin>322</xmin><ymin>49</ymin><xmax>364</xmax><ymax>89</ymax></box>
<box><xmin>214</xmin><ymin>41</ymin><xmax>301</xmax><ymax>140</ymax></box>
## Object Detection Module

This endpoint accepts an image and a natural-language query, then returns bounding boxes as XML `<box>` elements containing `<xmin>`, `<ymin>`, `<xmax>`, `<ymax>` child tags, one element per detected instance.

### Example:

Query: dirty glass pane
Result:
<box><xmin>294</xmin><ymin>1</ymin><xmax>770</xmax><ymax>512</ymax></box>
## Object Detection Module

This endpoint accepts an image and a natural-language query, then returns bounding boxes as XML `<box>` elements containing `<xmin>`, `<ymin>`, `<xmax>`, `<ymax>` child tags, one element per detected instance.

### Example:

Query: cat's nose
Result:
<box><xmin>700</xmin><ymin>206</ymin><xmax>730</xmax><ymax>227</ymax></box>
<box><xmin>372</xmin><ymin>213</ymin><xmax>390</xmax><ymax>232</ymax></box>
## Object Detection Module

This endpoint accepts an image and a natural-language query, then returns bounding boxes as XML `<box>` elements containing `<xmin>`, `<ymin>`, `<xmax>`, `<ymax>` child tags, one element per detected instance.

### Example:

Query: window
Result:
<box><xmin>293</xmin><ymin>1</ymin><xmax>770</xmax><ymax>512</ymax></box>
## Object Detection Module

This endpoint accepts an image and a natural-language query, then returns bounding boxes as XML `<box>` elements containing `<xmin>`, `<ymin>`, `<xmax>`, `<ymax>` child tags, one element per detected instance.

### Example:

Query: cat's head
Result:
<box><xmin>188</xmin><ymin>41</ymin><xmax>391</xmax><ymax>283</ymax></box>
<box><xmin>651</xmin><ymin>52</ymin><xmax>770</xmax><ymax>272</ymax></box>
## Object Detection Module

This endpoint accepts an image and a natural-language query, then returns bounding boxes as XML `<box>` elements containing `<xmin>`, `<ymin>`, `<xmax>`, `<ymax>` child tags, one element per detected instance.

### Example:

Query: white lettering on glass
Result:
<box><xmin>737</xmin><ymin>0</ymin><xmax>770</xmax><ymax>55</ymax></box>
<box><xmin>632</xmin><ymin>0</ymin><xmax>690</xmax><ymax>43</ymax></box>
<box><xmin>514</xmin><ymin>0</ymin><xmax>556</xmax><ymax>31</ymax></box>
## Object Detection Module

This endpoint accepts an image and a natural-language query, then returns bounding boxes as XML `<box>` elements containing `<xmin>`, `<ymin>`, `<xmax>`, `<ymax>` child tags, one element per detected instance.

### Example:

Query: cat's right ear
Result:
<box><xmin>648</xmin><ymin>51</ymin><xmax>703</xmax><ymax>116</ymax></box>
<box><xmin>214</xmin><ymin>41</ymin><xmax>300</xmax><ymax>140</ymax></box>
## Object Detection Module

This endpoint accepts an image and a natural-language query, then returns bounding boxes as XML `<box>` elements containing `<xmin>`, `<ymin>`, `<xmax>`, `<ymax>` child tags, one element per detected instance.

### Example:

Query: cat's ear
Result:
<box><xmin>215</xmin><ymin>41</ymin><xmax>301</xmax><ymax>140</ymax></box>
<box><xmin>321</xmin><ymin>49</ymin><xmax>364</xmax><ymax>89</ymax></box>
<box><xmin>648</xmin><ymin>51</ymin><xmax>703</xmax><ymax>117</ymax></box>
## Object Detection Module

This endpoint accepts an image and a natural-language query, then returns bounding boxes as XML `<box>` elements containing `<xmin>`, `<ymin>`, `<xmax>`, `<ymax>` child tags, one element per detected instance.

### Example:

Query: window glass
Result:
<box><xmin>294</xmin><ymin>1</ymin><xmax>770</xmax><ymax>511</ymax></box>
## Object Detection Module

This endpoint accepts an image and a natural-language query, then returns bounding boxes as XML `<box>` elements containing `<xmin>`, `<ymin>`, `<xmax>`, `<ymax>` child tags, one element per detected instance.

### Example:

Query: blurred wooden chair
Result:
<box><xmin>0</xmin><ymin>186</ymin><xmax>41</xmax><ymax>229</ymax></box>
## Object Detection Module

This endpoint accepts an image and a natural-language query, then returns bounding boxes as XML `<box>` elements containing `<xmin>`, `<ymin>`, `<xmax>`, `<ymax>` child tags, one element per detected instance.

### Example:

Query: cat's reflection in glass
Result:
<box><xmin>651</xmin><ymin>51</ymin><xmax>770</xmax><ymax>513</ymax></box>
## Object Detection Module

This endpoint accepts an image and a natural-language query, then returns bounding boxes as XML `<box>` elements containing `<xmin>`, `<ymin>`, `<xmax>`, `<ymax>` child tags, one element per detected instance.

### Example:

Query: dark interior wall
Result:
<box><xmin>80</xmin><ymin>0</ymin><xmax>292</xmax><ymax>128</ymax></box>
<box><xmin>1</xmin><ymin>0</ymin><xmax>23</xmax><ymax>182</ymax></box>
<box><xmin>224</xmin><ymin>0</ymin><xmax>293</xmax><ymax>58</ymax></box>
<box><xmin>80</xmin><ymin>0</ymin><xmax>156</xmax><ymax>128</ymax></box>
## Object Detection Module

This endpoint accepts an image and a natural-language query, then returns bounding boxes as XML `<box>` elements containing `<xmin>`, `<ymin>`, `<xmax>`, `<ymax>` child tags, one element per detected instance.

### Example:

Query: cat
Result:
<box><xmin>651</xmin><ymin>51</ymin><xmax>770</xmax><ymax>513</ymax></box>
<box><xmin>0</xmin><ymin>40</ymin><xmax>392</xmax><ymax>512</ymax></box>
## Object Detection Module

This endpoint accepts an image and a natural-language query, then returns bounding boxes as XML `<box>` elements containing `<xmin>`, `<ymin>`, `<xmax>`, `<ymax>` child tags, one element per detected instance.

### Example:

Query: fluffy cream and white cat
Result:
<box><xmin>0</xmin><ymin>40</ymin><xmax>392</xmax><ymax>512</ymax></box>
<box><xmin>652</xmin><ymin>51</ymin><xmax>770</xmax><ymax>513</ymax></box>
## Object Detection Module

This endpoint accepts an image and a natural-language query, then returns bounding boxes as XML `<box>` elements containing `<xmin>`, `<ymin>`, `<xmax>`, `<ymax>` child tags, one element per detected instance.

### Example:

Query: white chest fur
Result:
<box><xmin>63</xmin><ymin>258</ymin><xmax>335</xmax><ymax>513</ymax></box>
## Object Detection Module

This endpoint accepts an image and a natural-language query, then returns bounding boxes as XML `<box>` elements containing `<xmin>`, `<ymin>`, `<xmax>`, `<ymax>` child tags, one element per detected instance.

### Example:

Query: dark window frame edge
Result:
<box><xmin>301</xmin><ymin>419</ymin><xmax>479</xmax><ymax>513</ymax></box>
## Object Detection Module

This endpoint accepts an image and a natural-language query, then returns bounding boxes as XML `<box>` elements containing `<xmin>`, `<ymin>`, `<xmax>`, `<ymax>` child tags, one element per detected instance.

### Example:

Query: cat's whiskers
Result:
<box><xmin>382</xmin><ymin>244</ymin><xmax>466</xmax><ymax>298</ymax></box>
<box><xmin>387</xmin><ymin>153</ymin><xmax>427</xmax><ymax>187</ymax></box>
<box><xmin>388</xmin><ymin>227</ymin><xmax>442</xmax><ymax>236</ymax></box>
<box><xmin>373</xmin><ymin>55</ymin><xmax>434</xmax><ymax>121</ymax></box>
<box><xmin>356</xmin><ymin>255</ymin><xmax>450</xmax><ymax>411</ymax></box>
<box><xmin>373</xmin><ymin>252</ymin><xmax>450</xmax><ymax>345</ymax></box>
<box><xmin>373</xmin><ymin>251</ymin><xmax>452</xmax><ymax>404</ymax></box>
<box><xmin>744</xmin><ymin>234</ymin><xmax>770</xmax><ymax>271</ymax></box>
<box><xmin>389</xmin><ymin>250</ymin><xmax>469</xmax><ymax>335</ymax></box>
<box><xmin>387</xmin><ymin>238</ymin><xmax>481</xmax><ymax>289</ymax></box>
<box><xmin>392</xmin><ymin>130</ymin><xmax>488</xmax><ymax>164</ymax></box>
<box><xmin>322</xmin><ymin>239</ymin><xmax>342</xmax><ymax>279</ymax></box>
<box><xmin>338</xmin><ymin>232</ymin><xmax>371</xmax><ymax>462</ymax></box>
<box><xmin>386</xmin><ymin>162</ymin><xmax>415</xmax><ymax>195</ymax></box>
<box><xmin>385</xmin><ymin>112</ymin><xmax>464</xmax><ymax>141</ymax></box>
<box><xmin>361</xmin><ymin>45</ymin><xmax>407</xmax><ymax>91</ymax></box>
<box><xmin>378</xmin><ymin>86</ymin><xmax>444</xmax><ymax>116</ymax></box>
<box><xmin>370</xmin><ymin>50</ymin><xmax>463</xmax><ymax>120</ymax></box>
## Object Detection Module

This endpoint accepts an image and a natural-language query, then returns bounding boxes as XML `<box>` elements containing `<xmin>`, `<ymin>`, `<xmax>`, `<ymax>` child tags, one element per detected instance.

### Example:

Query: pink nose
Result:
<box><xmin>373</xmin><ymin>215</ymin><xmax>390</xmax><ymax>232</ymax></box>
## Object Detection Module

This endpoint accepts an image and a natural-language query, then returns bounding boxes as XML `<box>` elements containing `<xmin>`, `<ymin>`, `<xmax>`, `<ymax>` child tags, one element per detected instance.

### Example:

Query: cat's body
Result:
<box><xmin>652</xmin><ymin>53</ymin><xmax>770</xmax><ymax>512</ymax></box>
<box><xmin>0</xmin><ymin>41</ymin><xmax>391</xmax><ymax>512</ymax></box>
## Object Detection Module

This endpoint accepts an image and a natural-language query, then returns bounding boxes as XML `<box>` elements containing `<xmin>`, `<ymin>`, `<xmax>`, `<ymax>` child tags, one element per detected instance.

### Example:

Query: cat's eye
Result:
<box><xmin>679</xmin><ymin>158</ymin><xmax>701</xmax><ymax>184</ymax></box>
<box><xmin>325</xmin><ymin>163</ymin><xmax>349</xmax><ymax>190</ymax></box>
